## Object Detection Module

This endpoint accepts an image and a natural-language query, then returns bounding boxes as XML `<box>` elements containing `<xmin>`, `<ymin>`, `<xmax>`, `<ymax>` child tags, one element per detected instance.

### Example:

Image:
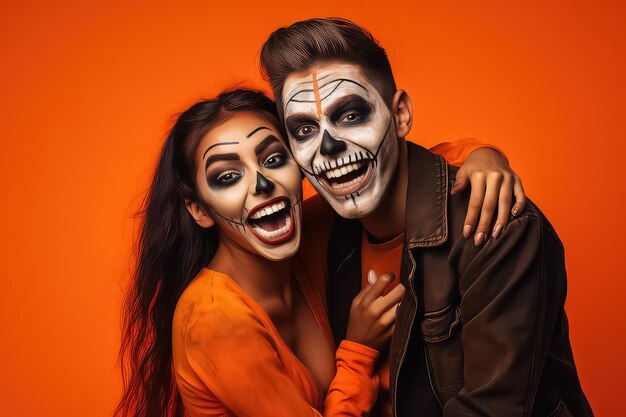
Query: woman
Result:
<box><xmin>114</xmin><ymin>89</ymin><xmax>523</xmax><ymax>417</ymax></box>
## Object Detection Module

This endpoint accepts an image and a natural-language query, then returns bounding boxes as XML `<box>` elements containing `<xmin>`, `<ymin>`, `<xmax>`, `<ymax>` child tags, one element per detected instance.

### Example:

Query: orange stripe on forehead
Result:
<box><xmin>311</xmin><ymin>69</ymin><xmax>323</xmax><ymax>117</ymax></box>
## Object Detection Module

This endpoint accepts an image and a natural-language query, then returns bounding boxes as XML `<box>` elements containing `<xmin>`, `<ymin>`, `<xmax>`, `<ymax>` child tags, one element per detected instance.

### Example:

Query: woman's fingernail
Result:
<box><xmin>463</xmin><ymin>224</ymin><xmax>473</xmax><ymax>238</ymax></box>
<box><xmin>474</xmin><ymin>232</ymin><xmax>486</xmax><ymax>246</ymax></box>
<box><xmin>368</xmin><ymin>269</ymin><xmax>377</xmax><ymax>285</ymax></box>
<box><xmin>492</xmin><ymin>224</ymin><xmax>503</xmax><ymax>239</ymax></box>
<box><xmin>512</xmin><ymin>206</ymin><xmax>519</xmax><ymax>216</ymax></box>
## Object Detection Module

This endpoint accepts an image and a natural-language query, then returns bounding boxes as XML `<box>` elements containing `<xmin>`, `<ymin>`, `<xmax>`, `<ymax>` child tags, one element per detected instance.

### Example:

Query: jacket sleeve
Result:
<box><xmin>429</xmin><ymin>138</ymin><xmax>509</xmax><ymax>167</ymax></box>
<box><xmin>183</xmin><ymin>302</ymin><xmax>379</xmax><ymax>417</ymax></box>
<box><xmin>444</xmin><ymin>213</ymin><xmax>565</xmax><ymax>416</ymax></box>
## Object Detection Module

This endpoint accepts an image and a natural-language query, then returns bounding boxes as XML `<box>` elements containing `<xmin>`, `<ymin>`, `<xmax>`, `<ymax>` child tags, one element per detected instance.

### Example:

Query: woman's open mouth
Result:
<box><xmin>246</xmin><ymin>196</ymin><xmax>295</xmax><ymax>245</ymax></box>
<box><xmin>314</xmin><ymin>158</ymin><xmax>373</xmax><ymax>197</ymax></box>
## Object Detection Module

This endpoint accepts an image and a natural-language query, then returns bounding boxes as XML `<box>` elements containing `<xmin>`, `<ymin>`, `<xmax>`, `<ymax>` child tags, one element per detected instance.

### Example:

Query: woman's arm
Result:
<box><xmin>181</xmin><ymin>301</ymin><xmax>380</xmax><ymax>417</ymax></box>
<box><xmin>429</xmin><ymin>138</ymin><xmax>526</xmax><ymax>245</ymax></box>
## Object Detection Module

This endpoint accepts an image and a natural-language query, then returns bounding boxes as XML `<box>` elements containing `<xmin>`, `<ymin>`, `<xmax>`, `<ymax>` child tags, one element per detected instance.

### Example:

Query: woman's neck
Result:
<box><xmin>208</xmin><ymin>236</ymin><xmax>292</xmax><ymax>304</ymax></box>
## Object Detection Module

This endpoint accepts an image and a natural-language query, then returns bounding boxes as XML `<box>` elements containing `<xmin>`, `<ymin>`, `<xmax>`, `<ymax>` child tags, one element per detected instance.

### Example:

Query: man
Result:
<box><xmin>260</xmin><ymin>18</ymin><xmax>592</xmax><ymax>417</ymax></box>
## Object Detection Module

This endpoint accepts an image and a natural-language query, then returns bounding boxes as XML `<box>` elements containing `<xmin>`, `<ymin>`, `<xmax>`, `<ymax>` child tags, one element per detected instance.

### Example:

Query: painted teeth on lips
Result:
<box><xmin>249</xmin><ymin>200</ymin><xmax>287</xmax><ymax>220</ymax></box>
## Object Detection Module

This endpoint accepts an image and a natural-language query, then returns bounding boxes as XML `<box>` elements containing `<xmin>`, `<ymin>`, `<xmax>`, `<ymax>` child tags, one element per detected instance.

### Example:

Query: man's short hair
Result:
<box><xmin>260</xmin><ymin>18</ymin><xmax>397</xmax><ymax>119</ymax></box>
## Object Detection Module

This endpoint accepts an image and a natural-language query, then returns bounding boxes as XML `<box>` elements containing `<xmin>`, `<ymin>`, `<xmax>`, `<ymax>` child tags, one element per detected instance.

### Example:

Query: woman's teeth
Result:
<box><xmin>249</xmin><ymin>200</ymin><xmax>287</xmax><ymax>220</ymax></box>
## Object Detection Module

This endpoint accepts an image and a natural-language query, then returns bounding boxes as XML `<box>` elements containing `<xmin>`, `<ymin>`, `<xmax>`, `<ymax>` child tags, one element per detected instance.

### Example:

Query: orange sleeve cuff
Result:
<box><xmin>429</xmin><ymin>138</ymin><xmax>509</xmax><ymax>167</ymax></box>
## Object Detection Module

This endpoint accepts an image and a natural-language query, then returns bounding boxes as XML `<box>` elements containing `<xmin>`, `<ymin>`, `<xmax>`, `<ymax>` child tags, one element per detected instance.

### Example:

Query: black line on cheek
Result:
<box><xmin>373</xmin><ymin>121</ymin><xmax>392</xmax><ymax>163</ymax></box>
<box><xmin>350</xmin><ymin>194</ymin><xmax>357</xmax><ymax>205</ymax></box>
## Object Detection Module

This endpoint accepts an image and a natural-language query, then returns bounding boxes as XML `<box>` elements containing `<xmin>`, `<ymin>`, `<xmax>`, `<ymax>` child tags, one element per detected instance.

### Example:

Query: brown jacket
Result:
<box><xmin>327</xmin><ymin>143</ymin><xmax>593</xmax><ymax>416</ymax></box>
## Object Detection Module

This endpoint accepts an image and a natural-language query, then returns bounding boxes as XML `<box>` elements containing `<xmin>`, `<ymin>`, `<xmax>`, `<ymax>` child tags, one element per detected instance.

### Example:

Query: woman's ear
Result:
<box><xmin>391</xmin><ymin>90</ymin><xmax>413</xmax><ymax>139</ymax></box>
<box><xmin>185</xmin><ymin>199</ymin><xmax>215</xmax><ymax>228</ymax></box>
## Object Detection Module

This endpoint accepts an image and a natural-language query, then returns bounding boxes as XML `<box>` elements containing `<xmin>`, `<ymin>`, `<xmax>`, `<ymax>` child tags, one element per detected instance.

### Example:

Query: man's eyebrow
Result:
<box><xmin>202</xmin><ymin>142</ymin><xmax>239</xmax><ymax>160</ymax></box>
<box><xmin>204</xmin><ymin>153</ymin><xmax>240</xmax><ymax>170</ymax></box>
<box><xmin>246</xmin><ymin>126</ymin><xmax>271</xmax><ymax>138</ymax></box>
<box><xmin>284</xmin><ymin>113</ymin><xmax>317</xmax><ymax>127</ymax></box>
<box><xmin>325</xmin><ymin>94</ymin><xmax>371</xmax><ymax>115</ymax></box>
<box><xmin>254</xmin><ymin>135</ymin><xmax>281</xmax><ymax>155</ymax></box>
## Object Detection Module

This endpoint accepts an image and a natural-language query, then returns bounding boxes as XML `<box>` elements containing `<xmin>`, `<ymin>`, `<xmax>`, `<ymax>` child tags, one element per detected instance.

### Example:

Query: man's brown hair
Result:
<box><xmin>260</xmin><ymin>18</ymin><xmax>397</xmax><ymax>119</ymax></box>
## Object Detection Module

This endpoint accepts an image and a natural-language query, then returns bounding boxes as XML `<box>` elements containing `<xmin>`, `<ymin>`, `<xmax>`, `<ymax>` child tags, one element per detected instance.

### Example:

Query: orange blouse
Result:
<box><xmin>172</xmin><ymin>268</ymin><xmax>380</xmax><ymax>417</ymax></box>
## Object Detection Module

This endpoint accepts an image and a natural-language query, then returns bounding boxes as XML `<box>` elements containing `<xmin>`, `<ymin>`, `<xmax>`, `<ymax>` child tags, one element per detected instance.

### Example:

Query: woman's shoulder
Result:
<box><xmin>173</xmin><ymin>268</ymin><xmax>260</xmax><ymax>339</ymax></box>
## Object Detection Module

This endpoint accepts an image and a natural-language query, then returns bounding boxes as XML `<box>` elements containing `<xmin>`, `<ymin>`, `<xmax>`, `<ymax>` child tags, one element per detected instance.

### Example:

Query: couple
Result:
<box><xmin>116</xmin><ymin>18</ymin><xmax>592</xmax><ymax>417</ymax></box>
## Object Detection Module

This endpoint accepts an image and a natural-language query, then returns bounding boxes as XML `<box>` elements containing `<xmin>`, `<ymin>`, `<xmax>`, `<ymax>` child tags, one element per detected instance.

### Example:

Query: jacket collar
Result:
<box><xmin>404</xmin><ymin>142</ymin><xmax>450</xmax><ymax>249</ymax></box>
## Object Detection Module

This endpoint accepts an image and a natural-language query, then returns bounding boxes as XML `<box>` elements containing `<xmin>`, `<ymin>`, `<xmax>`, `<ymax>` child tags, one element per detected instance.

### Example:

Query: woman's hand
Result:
<box><xmin>345</xmin><ymin>271</ymin><xmax>405</xmax><ymax>350</ymax></box>
<box><xmin>452</xmin><ymin>147</ymin><xmax>526</xmax><ymax>246</ymax></box>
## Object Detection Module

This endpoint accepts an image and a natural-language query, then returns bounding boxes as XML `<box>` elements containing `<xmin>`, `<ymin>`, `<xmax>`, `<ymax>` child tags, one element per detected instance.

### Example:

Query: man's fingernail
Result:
<box><xmin>474</xmin><ymin>232</ymin><xmax>486</xmax><ymax>246</ymax></box>
<box><xmin>368</xmin><ymin>269</ymin><xmax>377</xmax><ymax>285</ymax></box>
<box><xmin>512</xmin><ymin>206</ymin><xmax>519</xmax><ymax>216</ymax></box>
<box><xmin>492</xmin><ymin>224</ymin><xmax>503</xmax><ymax>239</ymax></box>
<box><xmin>463</xmin><ymin>225</ymin><xmax>473</xmax><ymax>238</ymax></box>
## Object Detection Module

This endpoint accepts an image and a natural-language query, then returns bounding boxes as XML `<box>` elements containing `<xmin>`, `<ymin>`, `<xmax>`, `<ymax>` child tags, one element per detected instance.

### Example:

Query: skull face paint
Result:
<box><xmin>193</xmin><ymin>111</ymin><xmax>302</xmax><ymax>261</ymax></box>
<box><xmin>282</xmin><ymin>63</ymin><xmax>399</xmax><ymax>219</ymax></box>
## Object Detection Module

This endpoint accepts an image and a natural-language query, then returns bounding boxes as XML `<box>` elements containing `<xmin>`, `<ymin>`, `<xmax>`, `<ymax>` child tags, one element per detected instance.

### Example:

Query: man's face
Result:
<box><xmin>282</xmin><ymin>62</ymin><xmax>399</xmax><ymax>219</ymax></box>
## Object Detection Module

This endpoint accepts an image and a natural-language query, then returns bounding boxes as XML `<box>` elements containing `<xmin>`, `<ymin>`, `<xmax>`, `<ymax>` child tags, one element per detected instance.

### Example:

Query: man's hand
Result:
<box><xmin>452</xmin><ymin>147</ymin><xmax>526</xmax><ymax>246</ymax></box>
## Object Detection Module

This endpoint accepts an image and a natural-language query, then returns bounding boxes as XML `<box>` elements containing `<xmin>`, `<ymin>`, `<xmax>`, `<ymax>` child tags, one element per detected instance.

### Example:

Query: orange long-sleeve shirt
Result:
<box><xmin>172</xmin><ymin>268</ymin><xmax>380</xmax><ymax>417</ymax></box>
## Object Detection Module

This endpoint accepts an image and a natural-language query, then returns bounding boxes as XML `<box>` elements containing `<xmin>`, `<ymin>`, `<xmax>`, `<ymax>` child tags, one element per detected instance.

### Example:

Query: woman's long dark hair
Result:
<box><xmin>114</xmin><ymin>89</ymin><xmax>280</xmax><ymax>417</ymax></box>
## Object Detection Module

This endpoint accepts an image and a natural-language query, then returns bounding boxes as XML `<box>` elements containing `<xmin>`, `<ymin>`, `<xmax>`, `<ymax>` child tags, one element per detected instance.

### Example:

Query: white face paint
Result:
<box><xmin>282</xmin><ymin>63</ymin><xmax>399</xmax><ymax>219</ymax></box>
<box><xmin>194</xmin><ymin>111</ymin><xmax>302</xmax><ymax>261</ymax></box>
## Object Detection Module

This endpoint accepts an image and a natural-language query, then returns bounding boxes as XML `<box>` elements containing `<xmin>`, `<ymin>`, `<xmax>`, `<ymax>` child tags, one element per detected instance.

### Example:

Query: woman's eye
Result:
<box><xmin>264</xmin><ymin>152</ymin><xmax>288</xmax><ymax>168</ymax></box>
<box><xmin>216</xmin><ymin>170</ymin><xmax>241</xmax><ymax>184</ymax></box>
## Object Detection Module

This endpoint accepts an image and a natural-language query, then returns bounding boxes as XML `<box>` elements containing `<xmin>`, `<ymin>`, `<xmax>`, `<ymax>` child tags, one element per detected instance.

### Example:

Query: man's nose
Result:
<box><xmin>254</xmin><ymin>171</ymin><xmax>275</xmax><ymax>195</ymax></box>
<box><xmin>320</xmin><ymin>130</ymin><xmax>347</xmax><ymax>156</ymax></box>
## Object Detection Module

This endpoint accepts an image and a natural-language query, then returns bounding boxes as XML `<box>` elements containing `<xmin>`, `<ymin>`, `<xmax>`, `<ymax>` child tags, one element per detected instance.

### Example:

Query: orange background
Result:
<box><xmin>1</xmin><ymin>1</ymin><xmax>624</xmax><ymax>416</ymax></box>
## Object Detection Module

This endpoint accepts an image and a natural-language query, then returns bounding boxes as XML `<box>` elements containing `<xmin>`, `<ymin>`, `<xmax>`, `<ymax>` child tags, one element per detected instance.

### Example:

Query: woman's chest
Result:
<box><xmin>269</xmin><ymin>291</ymin><xmax>336</xmax><ymax>393</ymax></box>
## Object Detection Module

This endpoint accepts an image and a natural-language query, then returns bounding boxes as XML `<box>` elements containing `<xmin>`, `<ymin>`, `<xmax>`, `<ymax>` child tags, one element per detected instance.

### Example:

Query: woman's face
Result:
<box><xmin>191</xmin><ymin>110</ymin><xmax>303</xmax><ymax>261</ymax></box>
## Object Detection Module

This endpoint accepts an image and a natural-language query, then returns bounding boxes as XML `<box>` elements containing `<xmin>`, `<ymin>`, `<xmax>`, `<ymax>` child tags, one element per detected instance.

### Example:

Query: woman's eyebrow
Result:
<box><xmin>246</xmin><ymin>126</ymin><xmax>271</xmax><ymax>138</ymax></box>
<box><xmin>204</xmin><ymin>153</ymin><xmax>240</xmax><ymax>170</ymax></box>
<box><xmin>254</xmin><ymin>135</ymin><xmax>281</xmax><ymax>155</ymax></box>
<box><xmin>202</xmin><ymin>142</ymin><xmax>239</xmax><ymax>160</ymax></box>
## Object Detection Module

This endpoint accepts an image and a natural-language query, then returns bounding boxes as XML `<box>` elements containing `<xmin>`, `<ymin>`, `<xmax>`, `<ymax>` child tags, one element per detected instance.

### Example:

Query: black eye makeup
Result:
<box><xmin>330</xmin><ymin>96</ymin><xmax>373</xmax><ymax>125</ymax></box>
<box><xmin>204</xmin><ymin>153</ymin><xmax>243</xmax><ymax>190</ymax></box>
<box><xmin>285</xmin><ymin>116</ymin><xmax>320</xmax><ymax>142</ymax></box>
<box><xmin>258</xmin><ymin>139</ymin><xmax>290</xmax><ymax>169</ymax></box>
<box><xmin>207</xmin><ymin>168</ymin><xmax>243</xmax><ymax>189</ymax></box>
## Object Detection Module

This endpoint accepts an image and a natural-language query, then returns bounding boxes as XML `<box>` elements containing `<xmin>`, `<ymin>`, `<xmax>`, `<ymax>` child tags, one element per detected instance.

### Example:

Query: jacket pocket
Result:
<box><xmin>421</xmin><ymin>304</ymin><xmax>464</xmax><ymax>395</ymax></box>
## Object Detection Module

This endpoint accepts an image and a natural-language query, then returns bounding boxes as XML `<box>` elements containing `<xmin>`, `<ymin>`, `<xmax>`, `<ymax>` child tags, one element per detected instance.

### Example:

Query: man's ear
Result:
<box><xmin>185</xmin><ymin>199</ymin><xmax>215</xmax><ymax>228</ymax></box>
<box><xmin>391</xmin><ymin>90</ymin><xmax>413</xmax><ymax>139</ymax></box>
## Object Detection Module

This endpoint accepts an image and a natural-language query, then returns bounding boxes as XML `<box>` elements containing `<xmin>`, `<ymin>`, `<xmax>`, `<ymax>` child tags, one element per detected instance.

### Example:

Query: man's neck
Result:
<box><xmin>360</xmin><ymin>139</ymin><xmax>409</xmax><ymax>242</ymax></box>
